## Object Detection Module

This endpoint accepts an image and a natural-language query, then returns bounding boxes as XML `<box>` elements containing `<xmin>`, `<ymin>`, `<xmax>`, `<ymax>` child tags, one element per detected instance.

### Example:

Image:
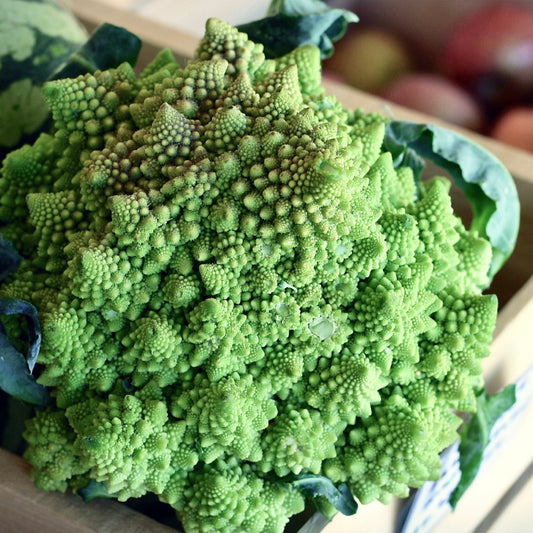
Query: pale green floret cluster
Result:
<box><xmin>0</xmin><ymin>19</ymin><xmax>497</xmax><ymax>531</ymax></box>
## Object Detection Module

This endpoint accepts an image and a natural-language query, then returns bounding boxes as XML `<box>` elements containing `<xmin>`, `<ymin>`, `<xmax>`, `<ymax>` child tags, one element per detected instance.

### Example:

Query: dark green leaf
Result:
<box><xmin>449</xmin><ymin>385</ymin><xmax>516</xmax><ymax>508</ymax></box>
<box><xmin>0</xmin><ymin>235</ymin><xmax>22</xmax><ymax>281</ymax></box>
<box><xmin>0</xmin><ymin>299</ymin><xmax>41</xmax><ymax>372</ymax></box>
<box><xmin>0</xmin><ymin>392</ymin><xmax>34</xmax><ymax>453</ymax></box>
<box><xmin>123</xmin><ymin>377</ymin><xmax>134</xmax><ymax>392</ymax></box>
<box><xmin>51</xmin><ymin>23</ymin><xmax>142</xmax><ymax>79</ymax></box>
<box><xmin>291</xmin><ymin>474</ymin><xmax>358</xmax><ymax>517</ymax></box>
<box><xmin>0</xmin><ymin>328</ymin><xmax>49</xmax><ymax>406</ymax></box>
<box><xmin>0</xmin><ymin>298</ymin><xmax>48</xmax><ymax>406</ymax></box>
<box><xmin>383</xmin><ymin>121</ymin><xmax>520</xmax><ymax>279</ymax></box>
<box><xmin>77</xmin><ymin>479</ymin><xmax>117</xmax><ymax>502</ymax></box>
<box><xmin>237</xmin><ymin>0</ymin><xmax>358</xmax><ymax>59</ymax></box>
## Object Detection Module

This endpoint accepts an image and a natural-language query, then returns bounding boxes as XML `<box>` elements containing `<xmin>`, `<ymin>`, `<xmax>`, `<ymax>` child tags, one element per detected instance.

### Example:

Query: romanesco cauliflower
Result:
<box><xmin>0</xmin><ymin>18</ymin><xmax>499</xmax><ymax>532</ymax></box>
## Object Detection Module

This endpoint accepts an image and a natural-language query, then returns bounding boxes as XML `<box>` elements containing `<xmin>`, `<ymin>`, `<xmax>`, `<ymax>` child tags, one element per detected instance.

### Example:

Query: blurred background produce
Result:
<box><xmin>325</xmin><ymin>0</ymin><xmax>533</xmax><ymax>151</ymax></box>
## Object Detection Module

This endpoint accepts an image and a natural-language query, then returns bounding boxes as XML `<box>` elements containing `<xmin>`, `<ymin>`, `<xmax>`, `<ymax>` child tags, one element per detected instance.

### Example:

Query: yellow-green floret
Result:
<box><xmin>0</xmin><ymin>18</ymin><xmax>497</xmax><ymax>532</ymax></box>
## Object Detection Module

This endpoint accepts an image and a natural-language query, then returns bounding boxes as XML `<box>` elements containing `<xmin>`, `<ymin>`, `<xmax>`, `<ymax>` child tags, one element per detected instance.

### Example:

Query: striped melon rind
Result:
<box><xmin>0</xmin><ymin>0</ymin><xmax>87</xmax><ymax>151</ymax></box>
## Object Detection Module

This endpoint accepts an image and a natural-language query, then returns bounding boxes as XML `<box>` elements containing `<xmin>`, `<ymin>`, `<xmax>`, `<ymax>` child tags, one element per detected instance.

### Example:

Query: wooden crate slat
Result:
<box><xmin>0</xmin><ymin>449</ymin><xmax>179</xmax><ymax>533</ymax></box>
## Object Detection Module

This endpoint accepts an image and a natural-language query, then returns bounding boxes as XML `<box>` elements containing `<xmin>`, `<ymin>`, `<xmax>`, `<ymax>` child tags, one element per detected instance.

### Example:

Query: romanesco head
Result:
<box><xmin>0</xmin><ymin>18</ymin><xmax>497</xmax><ymax>531</ymax></box>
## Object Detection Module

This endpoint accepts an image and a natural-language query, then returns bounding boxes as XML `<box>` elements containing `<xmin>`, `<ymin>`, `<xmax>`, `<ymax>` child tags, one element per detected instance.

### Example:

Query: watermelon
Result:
<box><xmin>0</xmin><ymin>0</ymin><xmax>87</xmax><ymax>155</ymax></box>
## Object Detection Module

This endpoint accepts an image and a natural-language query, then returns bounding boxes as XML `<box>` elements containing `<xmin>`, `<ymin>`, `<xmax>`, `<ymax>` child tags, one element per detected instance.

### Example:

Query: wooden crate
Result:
<box><xmin>2</xmin><ymin>2</ymin><xmax>533</xmax><ymax>531</ymax></box>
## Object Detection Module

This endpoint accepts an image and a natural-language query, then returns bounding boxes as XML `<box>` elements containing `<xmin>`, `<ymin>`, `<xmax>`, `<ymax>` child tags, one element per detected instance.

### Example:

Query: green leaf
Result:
<box><xmin>237</xmin><ymin>0</ymin><xmax>358</xmax><ymax>59</ymax></box>
<box><xmin>383</xmin><ymin>121</ymin><xmax>520</xmax><ymax>279</ymax></box>
<box><xmin>51</xmin><ymin>23</ymin><xmax>142</xmax><ymax>79</ymax></box>
<box><xmin>291</xmin><ymin>474</ymin><xmax>358</xmax><ymax>517</ymax></box>
<box><xmin>0</xmin><ymin>299</ymin><xmax>49</xmax><ymax>406</ymax></box>
<box><xmin>0</xmin><ymin>234</ymin><xmax>22</xmax><ymax>281</ymax></box>
<box><xmin>449</xmin><ymin>385</ymin><xmax>516</xmax><ymax>509</ymax></box>
<box><xmin>0</xmin><ymin>392</ymin><xmax>34</xmax><ymax>454</ymax></box>
<box><xmin>0</xmin><ymin>299</ymin><xmax>41</xmax><ymax>372</ymax></box>
<box><xmin>77</xmin><ymin>479</ymin><xmax>117</xmax><ymax>502</ymax></box>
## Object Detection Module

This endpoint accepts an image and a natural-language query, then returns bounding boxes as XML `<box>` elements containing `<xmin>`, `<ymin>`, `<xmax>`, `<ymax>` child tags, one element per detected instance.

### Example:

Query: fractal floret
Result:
<box><xmin>0</xmin><ymin>18</ymin><xmax>498</xmax><ymax>532</ymax></box>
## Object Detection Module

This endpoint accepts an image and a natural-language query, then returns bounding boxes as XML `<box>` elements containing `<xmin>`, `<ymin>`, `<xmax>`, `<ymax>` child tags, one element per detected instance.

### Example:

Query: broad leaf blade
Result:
<box><xmin>449</xmin><ymin>385</ymin><xmax>516</xmax><ymax>508</ymax></box>
<box><xmin>52</xmin><ymin>23</ymin><xmax>142</xmax><ymax>79</ymax></box>
<box><xmin>0</xmin><ymin>299</ymin><xmax>48</xmax><ymax>405</ymax></box>
<box><xmin>383</xmin><ymin>121</ymin><xmax>520</xmax><ymax>279</ymax></box>
<box><xmin>0</xmin><ymin>299</ymin><xmax>41</xmax><ymax>372</ymax></box>
<box><xmin>77</xmin><ymin>479</ymin><xmax>116</xmax><ymax>502</ymax></box>
<box><xmin>0</xmin><ymin>331</ymin><xmax>49</xmax><ymax>406</ymax></box>
<box><xmin>292</xmin><ymin>474</ymin><xmax>358</xmax><ymax>517</ymax></box>
<box><xmin>237</xmin><ymin>0</ymin><xmax>358</xmax><ymax>59</ymax></box>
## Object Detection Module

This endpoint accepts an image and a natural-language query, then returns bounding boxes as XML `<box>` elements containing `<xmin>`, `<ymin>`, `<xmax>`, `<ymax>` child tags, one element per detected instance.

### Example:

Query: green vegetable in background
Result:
<box><xmin>0</xmin><ymin>0</ymin><xmax>141</xmax><ymax>160</ymax></box>
<box><xmin>0</xmin><ymin>0</ymin><xmax>87</xmax><ymax>155</ymax></box>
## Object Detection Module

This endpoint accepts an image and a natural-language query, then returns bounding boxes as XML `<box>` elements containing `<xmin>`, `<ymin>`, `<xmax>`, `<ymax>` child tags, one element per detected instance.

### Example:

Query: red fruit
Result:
<box><xmin>381</xmin><ymin>73</ymin><xmax>485</xmax><ymax>131</ymax></box>
<box><xmin>491</xmin><ymin>107</ymin><xmax>533</xmax><ymax>152</ymax></box>
<box><xmin>442</xmin><ymin>2</ymin><xmax>533</xmax><ymax>115</ymax></box>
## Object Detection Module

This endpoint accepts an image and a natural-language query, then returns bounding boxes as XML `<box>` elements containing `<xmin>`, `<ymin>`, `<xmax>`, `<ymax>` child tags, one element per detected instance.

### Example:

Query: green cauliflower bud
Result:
<box><xmin>0</xmin><ymin>17</ymin><xmax>499</xmax><ymax>532</ymax></box>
